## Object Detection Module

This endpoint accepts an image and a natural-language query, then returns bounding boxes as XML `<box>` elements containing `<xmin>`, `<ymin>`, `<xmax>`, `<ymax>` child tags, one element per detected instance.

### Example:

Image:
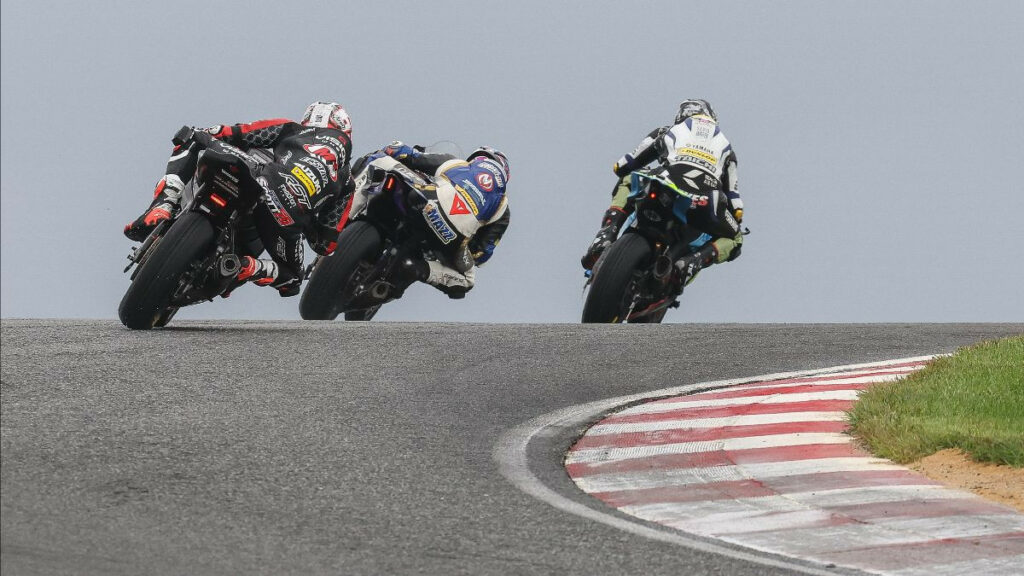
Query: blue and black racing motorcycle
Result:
<box><xmin>582</xmin><ymin>165</ymin><xmax>736</xmax><ymax>324</ymax></box>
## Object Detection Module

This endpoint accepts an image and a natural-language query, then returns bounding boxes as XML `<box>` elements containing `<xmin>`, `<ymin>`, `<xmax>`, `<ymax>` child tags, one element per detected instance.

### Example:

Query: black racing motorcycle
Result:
<box><xmin>298</xmin><ymin>155</ymin><xmax>472</xmax><ymax>321</ymax></box>
<box><xmin>581</xmin><ymin>165</ymin><xmax>742</xmax><ymax>324</ymax></box>
<box><xmin>118</xmin><ymin>127</ymin><xmax>272</xmax><ymax>329</ymax></box>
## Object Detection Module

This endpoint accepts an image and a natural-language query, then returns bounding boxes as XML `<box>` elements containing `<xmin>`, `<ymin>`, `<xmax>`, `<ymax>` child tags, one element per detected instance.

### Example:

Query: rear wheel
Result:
<box><xmin>118</xmin><ymin>212</ymin><xmax>215</xmax><ymax>329</ymax></box>
<box><xmin>582</xmin><ymin>233</ymin><xmax>653</xmax><ymax>323</ymax></box>
<box><xmin>299</xmin><ymin>221</ymin><xmax>382</xmax><ymax>320</ymax></box>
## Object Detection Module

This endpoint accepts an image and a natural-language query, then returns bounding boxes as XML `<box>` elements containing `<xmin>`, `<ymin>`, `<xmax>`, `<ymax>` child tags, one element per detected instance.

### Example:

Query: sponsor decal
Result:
<box><xmin>678</xmin><ymin>155</ymin><xmax>716</xmax><ymax>173</ymax></box>
<box><xmin>453</xmin><ymin>186</ymin><xmax>480</xmax><ymax>214</ymax></box>
<box><xmin>275</xmin><ymin>237</ymin><xmax>288</xmax><ymax>259</ymax></box>
<box><xmin>213</xmin><ymin>174</ymin><xmax>239</xmax><ymax>196</ymax></box>
<box><xmin>280</xmin><ymin>151</ymin><xmax>294</xmax><ymax>164</ymax></box>
<box><xmin>303</xmin><ymin>144</ymin><xmax>339</xmax><ymax>181</ymax></box>
<box><xmin>477</xmin><ymin>161</ymin><xmax>505</xmax><ymax>187</ymax></box>
<box><xmin>282</xmin><ymin>174</ymin><xmax>311</xmax><ymax>208</ymax></box>
<box><xmin>458</xmin><ymin>180</ymin><xmax>486</xmax><ymax>209</ymax></box>
<box><xmin>218</xmin><ymin>145</ymin><xmax>256</xmax><ymax>164</ymax></box>
<box><xmin>315</xmin><ymin>134</ymin><xmax>343</xmax><ymax>148</ymax></box>
<box><xmin>475</xmin><ymin>172</ymin><xmax>494</xmax><ymax>192</ymax></box>
<box><xmin>677</xmin><ymin>147</ymin><xmax>718</xmax><ymax>165</ymax></box>
<box><xmin>314</xmin><ymin>135</ymin><xmax>347</xmax><ymax>162</ymax></box>
<box><xmin>263</xmin><ymin>191</ymin><xmax>294</xmax><ymax>226</ymax></box>
<box><xmin>704</xmin><ymin>174</ymin><xmax>720</xmax><ymax>188</ymax></box>
<box><xmin>298</xmin><ymin>164</ymin><xmax>321</xmax><ymax>191</ymax></box>
<box><xmin>299</xmin><ymin>156</ymin><xmax>329</xmax><ymax>182</ymax></box>
<box><xmin>291</xmin><ymin>165</ymin><xmax>318</xmax><ymax>196</ymax></box>
<box><xmin>723</xmin><ymin>208</ymin><xmax>738</xmax><ymax>232</ymax></box>
<box><xmin>217</xmin><ymin>168</ymin><xmax>239</xmax><ymax>183</ymax></box>
<box><xmin>693</xmin><ymin>195</ymin><xmax>710</xmax><ymax>207</ymax></box>
<box><xmin>450</xmin><ymin>194</ymin><xmax>472</xmax><ymax>216</ymax></box>
<box><xmin>423</xmin><ymin>201</ymin><xmax>457</xmax><ymax>244</ymax></box>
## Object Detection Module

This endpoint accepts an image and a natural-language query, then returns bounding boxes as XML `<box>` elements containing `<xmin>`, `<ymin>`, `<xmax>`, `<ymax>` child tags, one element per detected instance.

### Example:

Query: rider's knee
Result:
<box><xmin>712</xmin><ymin>234</ymin><xmax>743</xmax><ymax>263</ymax></box>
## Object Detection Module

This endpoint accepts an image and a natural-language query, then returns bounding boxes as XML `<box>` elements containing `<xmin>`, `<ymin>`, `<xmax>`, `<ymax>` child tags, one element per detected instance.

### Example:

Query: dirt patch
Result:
<box><xmin>910</xmin><ymin>449</ymin><xmax>1024</xmax><ymax>512</ymax></box>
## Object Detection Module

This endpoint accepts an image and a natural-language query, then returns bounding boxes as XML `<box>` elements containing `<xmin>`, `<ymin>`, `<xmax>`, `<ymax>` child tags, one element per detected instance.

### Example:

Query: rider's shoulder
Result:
<box><xmin>437</xmin><ymin>158</ymin><xmax>470</xmax><ymax>176</ymax></box>
<box><xmin>649</xmin><ymin>126</ymin><xmax>671</xmax><ymax>138</ymax></box>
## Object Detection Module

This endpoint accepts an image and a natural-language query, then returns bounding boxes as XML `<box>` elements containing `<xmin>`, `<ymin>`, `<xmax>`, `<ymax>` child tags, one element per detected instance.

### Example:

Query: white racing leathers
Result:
<box><xmin>350</xmin><ymin>156</ymin><xmax>509</xmax><ymax>290</ymax></box>
<box><xmin>612</xmin><ymin>115</ymin><xmax>743</xmax><ymax>247</ymax></box>
<box><xmin>419</xmin><ymin>158</ymin><xmax>509</xmax><ymax>290</ymax></box>
<box><xmin>615</xmin><ymin>115</ymin><xmax>741</xmax><ymax>218</ymax></box>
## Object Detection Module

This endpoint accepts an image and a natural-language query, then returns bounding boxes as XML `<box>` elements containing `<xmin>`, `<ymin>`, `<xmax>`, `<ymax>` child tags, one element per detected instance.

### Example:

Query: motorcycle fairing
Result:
<box><xmin>624</xmin><ymin>169</ymin><xmax>712</xmax><ymax>251</ymax></box>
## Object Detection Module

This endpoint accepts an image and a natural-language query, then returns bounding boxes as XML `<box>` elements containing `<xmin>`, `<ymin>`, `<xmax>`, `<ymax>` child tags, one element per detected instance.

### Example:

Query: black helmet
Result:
<box><xmin>675</xmin><ymin>99</ymin><xmax>716</xmax><ymax>124</ymax></box>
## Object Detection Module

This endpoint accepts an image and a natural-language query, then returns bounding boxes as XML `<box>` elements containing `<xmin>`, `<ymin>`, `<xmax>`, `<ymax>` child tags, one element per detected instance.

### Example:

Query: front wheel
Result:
<box><xmin>118</xmin><ymin>212</ymin><xmax>215</xmax><ymax>329</ymax></box>
<box><xmin>299</xmin><ymin>221</ymin><xmax>383</xmax><ymax>320</ymax></box>
<box><xmin>581</xmin><ymin>233</ymin><xmax>654</xmax><ymax>323</ymax></box>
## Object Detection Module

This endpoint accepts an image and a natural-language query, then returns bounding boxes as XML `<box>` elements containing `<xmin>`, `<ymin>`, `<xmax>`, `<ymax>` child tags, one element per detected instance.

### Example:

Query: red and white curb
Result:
<box><xmin>564</xmin><ymin>357</ymin><xmax>1024</xmax><ymax>575</ymax></box>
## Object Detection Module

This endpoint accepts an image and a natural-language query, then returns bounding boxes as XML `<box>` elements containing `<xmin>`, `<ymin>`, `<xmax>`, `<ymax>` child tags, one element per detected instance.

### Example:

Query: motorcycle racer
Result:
<box><xmin>581</xmin><ymin>99</ymin><xmax>744</xmax><ymax>281</ymax></box>
<box><xmin>364</xmin><ymin>141</ymin><xmax>511</xmax><ymax>298</ymax></box>
<box><xmin>124</xmin><ymin>101</ymin><xmax>353</xmax><ymax>296</ymax></box>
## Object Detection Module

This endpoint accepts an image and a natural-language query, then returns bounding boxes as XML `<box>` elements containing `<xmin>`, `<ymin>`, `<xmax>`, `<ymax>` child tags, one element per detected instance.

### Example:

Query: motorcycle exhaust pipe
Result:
<box><xmin>369</xmin><ymin>281</ymin><xmax>391</xmax><ymax>300</ymax></box>
<box><xmin>653</xmin><ymin>254</ymin><xmax>674</xmax><ymax>280</ymax></box>
<box><xmin>219</xmin><ymin>254</ymin><xmax>241</xmax><ymax>278</ymax></box>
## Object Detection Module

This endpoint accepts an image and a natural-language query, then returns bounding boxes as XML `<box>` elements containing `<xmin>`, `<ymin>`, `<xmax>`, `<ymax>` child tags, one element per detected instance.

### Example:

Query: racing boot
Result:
<box><xmin>237</xmin><ymin>256</ymin><xmax>280</xmax><ymax>286</ymax></box>
<box><xmin>674</xmin><ymin>244</ymin><xmax>718</xmax><ymax>286</ymax></box>
<box><xmin>581</xmin><ymin>207</ymin><xmax>628</xmax><ymax>270</ymax></box>
<box><xmin>425</xmin><ymin>261</ymin><xmax>475</xmax><ymax>299</ymax></box>
<box><xmin>124</xmin><ymin>175</ymin><xmax>185</xmax><ymax>241</ymax></box>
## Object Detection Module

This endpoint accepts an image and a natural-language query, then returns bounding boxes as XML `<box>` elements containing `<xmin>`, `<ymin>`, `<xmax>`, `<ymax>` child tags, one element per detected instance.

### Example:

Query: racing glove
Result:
<box><xmin>383</xmin><ymin>141</ymin><xmax>419</xmax><ymax>161</ymax></box>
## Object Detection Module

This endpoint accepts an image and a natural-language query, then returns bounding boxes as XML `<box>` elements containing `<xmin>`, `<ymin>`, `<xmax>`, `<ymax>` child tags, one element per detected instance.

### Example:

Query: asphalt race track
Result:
<box><xmin>2</xmin><ymin>320</ymin><xmax>1022</xmax><ymax>576</ymax></box>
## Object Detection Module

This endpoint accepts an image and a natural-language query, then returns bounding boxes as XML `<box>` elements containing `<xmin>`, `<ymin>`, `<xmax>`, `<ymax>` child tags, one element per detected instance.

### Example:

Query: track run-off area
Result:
<box><xmin>2</xmin><ymin>320</ymin><xmax>1022</xmax><ymax>575</ymax></box>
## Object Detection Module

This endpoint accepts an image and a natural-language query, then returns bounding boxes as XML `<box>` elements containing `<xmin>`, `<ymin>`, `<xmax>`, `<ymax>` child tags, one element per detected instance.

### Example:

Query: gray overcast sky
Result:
<box><xmin>2</xmin><ymin>1</ymin><xmax>1022</xmax><ymax>323</ymax></box>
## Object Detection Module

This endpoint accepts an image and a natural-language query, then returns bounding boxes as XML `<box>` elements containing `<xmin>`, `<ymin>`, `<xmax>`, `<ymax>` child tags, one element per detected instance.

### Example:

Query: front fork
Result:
<box><xmin>124</xmin><ymin>218</ymin><xmax>173</xmax><ymax>276</ymax></box>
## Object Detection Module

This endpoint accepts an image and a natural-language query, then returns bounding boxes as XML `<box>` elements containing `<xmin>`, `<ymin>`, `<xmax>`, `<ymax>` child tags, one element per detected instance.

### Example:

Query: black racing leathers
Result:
<box><xmin>163</xmin><ymin>119</ymin><xmax>353</xmax><ymax>292</ymax></box>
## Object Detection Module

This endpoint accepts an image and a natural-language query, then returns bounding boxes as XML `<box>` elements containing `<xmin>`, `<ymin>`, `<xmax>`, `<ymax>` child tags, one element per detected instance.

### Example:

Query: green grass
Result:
<box><xmin>848</xmin><ymin>335</ymin><xmax>1024</xmax><ymax>468</ymax></box>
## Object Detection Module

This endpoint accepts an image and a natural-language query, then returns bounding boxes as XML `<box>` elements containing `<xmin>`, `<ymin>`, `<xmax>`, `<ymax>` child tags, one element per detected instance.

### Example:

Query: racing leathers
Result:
<box><xmin>374</xmin><ymin>143</ymin><xmax>510</xmax><ymax>297</ymax></box>
<box><xmin>125</xmin><ymin>119</ymin><xmax>353</xmax><ymax>296</ymax></box>
<box><xmin>582</xmin><ymin>115</ymin><xmax>744</xmax><ymax>278</ymax></box>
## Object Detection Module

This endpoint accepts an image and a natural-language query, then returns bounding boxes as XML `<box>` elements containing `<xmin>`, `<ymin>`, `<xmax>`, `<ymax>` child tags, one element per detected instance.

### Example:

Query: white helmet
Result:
<box><xmin>302</xmin><ymin>101</ymin><xmax>352</xmax><ymax>136</ymax></box>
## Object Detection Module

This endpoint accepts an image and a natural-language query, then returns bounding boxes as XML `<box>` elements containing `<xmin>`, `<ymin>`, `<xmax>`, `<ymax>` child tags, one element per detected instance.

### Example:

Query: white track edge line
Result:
<box><xmin>493</xmin><ymin>355</ymin><xmax>941</xmax><ymax>576</ymax></box>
